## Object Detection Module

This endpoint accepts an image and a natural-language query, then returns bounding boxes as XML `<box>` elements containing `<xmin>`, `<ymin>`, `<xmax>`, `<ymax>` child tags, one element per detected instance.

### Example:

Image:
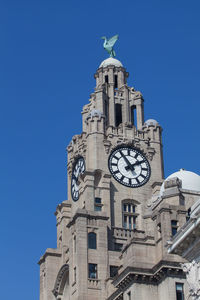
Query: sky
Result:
<box><xmin>0</xmin><ymin>0</ymin><xmax>200</xmax><ymax>299</ymax></box>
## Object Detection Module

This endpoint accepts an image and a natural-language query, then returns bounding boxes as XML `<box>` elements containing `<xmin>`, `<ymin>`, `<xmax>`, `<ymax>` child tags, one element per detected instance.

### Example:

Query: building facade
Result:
<box><xmin>168</xmin><ymin>198</ymin><xmax>200</xmax><ymax>299</ymax></box>
<box><xmin>38</xmin><ymin>56</ymin><xmax>200</xmax><ymax>300</ymax></box>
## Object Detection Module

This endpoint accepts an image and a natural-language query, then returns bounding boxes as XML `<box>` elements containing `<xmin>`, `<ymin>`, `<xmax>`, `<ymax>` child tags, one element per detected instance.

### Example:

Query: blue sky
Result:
<box><xmin>0</xmin><ymin>1</ymin><xmax>200</xmax><ymax>299</ymax></box>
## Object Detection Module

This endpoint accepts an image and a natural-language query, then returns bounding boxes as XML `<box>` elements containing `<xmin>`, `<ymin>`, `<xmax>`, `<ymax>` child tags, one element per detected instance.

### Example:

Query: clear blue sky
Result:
<box><xmin>0</xmin><ymin>1</ymin><xmax>200</xmax><ymax>299</ymax></box>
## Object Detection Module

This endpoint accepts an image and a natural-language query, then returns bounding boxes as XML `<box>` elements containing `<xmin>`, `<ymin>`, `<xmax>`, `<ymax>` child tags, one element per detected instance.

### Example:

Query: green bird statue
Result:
<box><xmin>101</xmin><ymin>35</ymin><xmax>119</xmax><ymax>57</ymax></box>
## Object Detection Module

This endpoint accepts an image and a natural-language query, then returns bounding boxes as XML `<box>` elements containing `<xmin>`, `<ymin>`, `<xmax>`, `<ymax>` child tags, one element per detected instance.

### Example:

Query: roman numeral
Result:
<box><xmin>120</xmin><ymin>175</ymin><xmax>125</xmax><ymax>181</ymax></box>
<box><xmin>140</xmin><ymin>174</ymin><xmax>146</xmax><ymax>179</ymax></box>
<box><xmin>111</xmin><ymin>163</ymin><xmax>118</xmax><ymax>166</ymax></box>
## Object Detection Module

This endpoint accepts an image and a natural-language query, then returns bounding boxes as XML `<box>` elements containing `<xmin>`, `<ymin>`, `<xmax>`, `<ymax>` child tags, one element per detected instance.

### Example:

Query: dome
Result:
<box><xmin>160</xmin><ymin>169</ymin><xmax>200</xmax><ymax>196</ymax></box>
<box><xmin>99</xmin><ymin>57</ymin><xmax>123</xmax><ymax>68</ymax></box>
<box><xmin>144</xmin><ymin>119</ymin><xmax>159</xmax><ymax>126</ymax></box>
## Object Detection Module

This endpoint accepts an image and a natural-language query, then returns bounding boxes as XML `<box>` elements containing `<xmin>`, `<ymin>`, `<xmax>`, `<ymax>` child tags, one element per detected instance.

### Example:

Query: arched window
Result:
<box><xmin>88</xmin><ymin>232</ymin><xmax>97</xmax><ymax>249</ymax></box>
<box><xmin>122</xmin><ymin>202</ymin><xmax>137</xmax><ymax>230</ymax></box>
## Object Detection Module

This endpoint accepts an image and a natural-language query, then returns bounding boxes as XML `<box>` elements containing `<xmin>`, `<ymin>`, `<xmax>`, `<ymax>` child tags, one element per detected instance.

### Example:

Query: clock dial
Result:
<box><xmin>71</xmin><ymin>157</ymin><xmax>85</xmax><ymax>201</ymax></box>
<box><xmin>108</xmin><ymin>146</ymin><xmax>151</xmax><ymax>187</ymax></box>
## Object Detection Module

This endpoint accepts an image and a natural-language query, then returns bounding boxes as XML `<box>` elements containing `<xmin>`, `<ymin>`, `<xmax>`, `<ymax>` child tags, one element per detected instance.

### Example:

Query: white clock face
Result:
<box><xmin>71</xmin><ymin>157</ymin><xmax>85</xmax><ymax>201</ymax></box>
<box><xmin>108</xmin><ymin>146</ymin><xmax>151</xmax><ymax>187</ymax></box>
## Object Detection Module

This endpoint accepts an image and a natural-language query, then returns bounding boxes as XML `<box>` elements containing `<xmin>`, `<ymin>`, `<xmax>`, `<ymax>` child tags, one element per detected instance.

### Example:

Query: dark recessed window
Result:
<box><xmin>123</xmin><ymin>203</ymin><xmax>137</xmax><ymax>230</ymax></box>
<box><xmin>114</xmin><ymin>75</ymin><xmax>118</xmax><ymax>89</ymax></box>
<box><xmin>176</xmin><ymin>283</ymin><xmax>184</xmax><ymax>300</ymax></box>
<box><xmin>131</xmin><ymin>105</ymin><xmax>136</xmax><ymax>126</ymax></box>
<box><xmin>171</xmin><ymin>220</ymin><xmax>178</xmax><ymax>236</ymax></box>
<box><xmin>94</xmin><ymin>197</ymin><xmax>102</xmax><ymax>211</ymax></box>
<box><xmin>88</xmin><ymin>232</ymin><xmax>97</xmax><ymax>249</ymax></box>
<box><xmin>114</xmin><ymin>243</ymin><xmax>123</xmax><ymax>252</ymax></box>
<box><xmin>88</xmin><ymin>263</ymin><xmax>97</xmax><ymax>279</ymax></box>
<box><xmin>105</xmin><ymin>75</ymin><xmax>109</xmax><ymax>83</ymax></box>
<box><xmin>110</xmin><ymin>266</ymin><xmax>118</xmax><ymax>277</ymax></box>
<box><xmin>115</xmin><ymin>104</ymin><xmax>122</xmax><ymax>127</ymax></box>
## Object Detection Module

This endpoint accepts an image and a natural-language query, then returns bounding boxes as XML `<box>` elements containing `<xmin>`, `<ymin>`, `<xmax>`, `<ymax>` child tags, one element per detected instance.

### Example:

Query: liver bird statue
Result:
<box><xmin>101</xmin><ymin>35</ymin><xmax>119</xmax><ymax>57</ymax></box>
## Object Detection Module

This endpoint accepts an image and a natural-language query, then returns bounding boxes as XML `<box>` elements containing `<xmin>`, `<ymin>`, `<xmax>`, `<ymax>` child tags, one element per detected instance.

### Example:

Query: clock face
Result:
<box><xmin>108</xmin><ymin>146</ymin><xmax>151</xmax><ymax>188</ymax></box>
<box><xmin>71</xmin><ymin>157</ymin><xmax>85</xmax><ymax>201</ymax></box>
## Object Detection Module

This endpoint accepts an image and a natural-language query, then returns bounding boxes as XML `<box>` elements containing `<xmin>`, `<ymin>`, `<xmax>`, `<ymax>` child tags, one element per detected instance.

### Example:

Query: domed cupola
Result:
<box><xmin>160</xmin><ymin>169</ymin><xmax>200</xmax><ymax>196</ymax></box>
<box><xmin>99</xmin><ymin>57</ymin><xmax>123</xmax><ymax>68</ymax></box>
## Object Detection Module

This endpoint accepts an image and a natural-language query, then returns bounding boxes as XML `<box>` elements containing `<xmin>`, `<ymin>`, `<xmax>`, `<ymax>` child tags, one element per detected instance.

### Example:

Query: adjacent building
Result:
<box><xmin>38</xmin><ymin>55</ymin><xmax>200</xmax><ymax>300</ymax></box>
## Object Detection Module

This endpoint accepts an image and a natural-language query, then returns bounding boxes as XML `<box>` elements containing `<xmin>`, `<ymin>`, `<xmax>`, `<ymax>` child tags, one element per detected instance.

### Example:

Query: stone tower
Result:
<box><xmin>39</xmin><ymin>55</ymin><xmax>200</xmax><ymax>300</ymax></box>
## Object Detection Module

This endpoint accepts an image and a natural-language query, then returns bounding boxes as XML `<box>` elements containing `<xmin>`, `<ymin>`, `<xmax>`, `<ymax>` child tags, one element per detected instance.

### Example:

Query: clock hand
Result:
<box><xmin>120</xmin><ymin>151</ymin><xmax>135</xmax><ymax>172</ymax></box>
<box><xmin>125</xmin><ymin>160</ymin><xmax>145</xmax><ymax>171</ymax></box>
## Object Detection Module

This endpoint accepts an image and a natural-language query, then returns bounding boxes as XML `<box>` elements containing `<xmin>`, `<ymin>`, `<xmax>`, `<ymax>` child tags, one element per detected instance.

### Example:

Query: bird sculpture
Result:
<box><xmin>101</xmin><ymin>35</ymin><xmax>119</xmax><ymax>57</ymax></box>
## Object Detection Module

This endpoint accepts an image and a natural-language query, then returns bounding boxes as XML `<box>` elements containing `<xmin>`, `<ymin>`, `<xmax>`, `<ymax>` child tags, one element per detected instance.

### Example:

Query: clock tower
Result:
<box><xmin>39</xmin><ymin>52</ymin><xmax>195</xmax><ymax>300</ymax></box>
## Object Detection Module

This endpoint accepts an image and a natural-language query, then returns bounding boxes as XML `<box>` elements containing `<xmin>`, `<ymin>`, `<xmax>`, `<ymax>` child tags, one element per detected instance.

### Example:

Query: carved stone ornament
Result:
<box><xmin>146</xmin><ymin>147</ymin><xmax>155</xmax><ymax>161</ymax></box>
<box><xmin>182</xmin><ymin>261</ymin><xmax>200</xmax><ymax>299</ymax></box>
<box><xmin>103</xmin><ymin>140</ymin><xmax>111</xmax><ymax>154</ymax></box>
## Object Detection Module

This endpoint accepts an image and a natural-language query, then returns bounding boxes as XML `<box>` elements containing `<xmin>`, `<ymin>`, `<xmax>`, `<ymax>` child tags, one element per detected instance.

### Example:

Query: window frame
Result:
<box><xmin>122</xmin><ymin>202</ymin><xmax>138</xmax><ymax>230</ymax></box>
<box><xmin>88</xmin><ymin>232</ymin><xmax>97</xmax><ymax>249</ymax></box>
<box><xmin>88</xmin><ymin>263</ymin><xmax>98</xmax><ymax>279</ymax></box>
<box><xmin>94</xmin><ymin>197</ymin><xmax>103</xmax><ymax>211</ymax></box>
<box><xmin>176</xmin><ymin>282</ymin><xmax>184</xmax><ymax>300</ymax></box>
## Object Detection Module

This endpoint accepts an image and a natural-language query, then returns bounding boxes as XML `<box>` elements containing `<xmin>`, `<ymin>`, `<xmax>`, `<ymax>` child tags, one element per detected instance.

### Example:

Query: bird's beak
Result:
<box><xmin>101</xmin><ymin>36</ymin><xmax>106</xmax><ymax>40</ymax></box>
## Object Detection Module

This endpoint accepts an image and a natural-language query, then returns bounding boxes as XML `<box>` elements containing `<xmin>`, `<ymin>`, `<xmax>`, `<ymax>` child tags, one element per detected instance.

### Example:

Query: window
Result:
<box><xmin>115</xmin><ymin>104</ymin><xmax>122</xmax><ymax>126</ymax></box>
<box><xmin>114</xmin><ymin>243</ymin><xmax>123</xmax><ymax>251</ymax></box>
<box><xmin>171</xmin><ymin>220</ymin><xmax>178</xmax><ymax>236</ymax></box>
<box><xmin>186</xmin><ymin>208</ymin><xmax>191</xmax><ymax>222</ymax></box>
<box><xmin>110</xmin><ymin>266</ymin><xmax>118</xmax><ymax>277</ymax></box>
<box><xmin>105</xmin><ymin>75</ymin><xmax>109</xmax><ymax>83</ymax></box>
<box><xmin>131</xmin><ymin>105</ymin><xmax>136</xmax><ymax>126</ymax></box>
<box><xmin>176</xmin><ymin>283</ymin><xmax>184</xmax><ymax>300</ymax></box>
<box><xmin>94</xmin><ymin>197</ymin><xmax>102</xmax><ymax>211</ymax></box>
<box><xmin>127</xmin><ymin>291</ymin><xmax>131</xmax><ymax>300</ymax></box>
<box><xmin>88</xmin><ymin>232</ymin><xmax>97</xmax><ymax>249</ymax></box>
<box><xmin>88</xmin><ymin>263</ymin><xmax>97</xmax><ymax>279</ymax></box>
<box><xmin>114</xmin><ymin>75</ymin><xmax>118</xmax><ymax>89</ymax></box>
<box><xmin>123</xmin><ymin>203</ymin><xmax>137</xmax><ymax>230</ymax></box>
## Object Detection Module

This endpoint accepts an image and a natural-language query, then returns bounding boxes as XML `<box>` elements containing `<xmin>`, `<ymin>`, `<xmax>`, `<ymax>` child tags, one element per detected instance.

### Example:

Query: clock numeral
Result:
<box><xmin>120</xmin><ymin>175</ymin><xmax>125</xmax><ymax>182</ymax></box>
<box><xmin>140</xmin><ymin>174</ymin><xmax>146</xmax><ymax>179</ymax></box>
<box><xmin>111</xmin><ymin>163</ymin><xmax>118</xmax><ymax>167</ymax></box>
<box><xmin>136</xmin><ymin>178</ymin><xmax>140</xmax><ymax>184</ymax></box>
<box><xmin>142</xmin><ymin>167</ymin><xmax>148</xmax><ymax>171</ymax></box>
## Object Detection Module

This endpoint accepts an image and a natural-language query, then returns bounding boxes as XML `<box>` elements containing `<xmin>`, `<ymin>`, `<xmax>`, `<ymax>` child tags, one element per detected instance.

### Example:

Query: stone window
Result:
<box><xmin>127</xmin><ymin>291</ymin><xmax>131</xmax><ymax>300</ymax></box>
<box><xmin>88</xmin><ymin>232</ymin><xmax>97</xmax><ymax>249</ymax></box>
<box><xmin>123</xmin><ymin>203</ymin><xmax>137</xmax><ymax>230</ymax></box>
<box><xmin>176</xmin><ymin>283</ymin><xmax>184</xmax><ymax>300</ymax></box>
<box><xmin>94</xmin><ymin>197</ymin><xmax>102</xmax><ymax>211</ymax></box>
<box><xmin>114</xmin><ymin>75</ymin><xmax>118</xmax><ymax>89</ymax></box>
<box><xmin>88</xmin><ymin>263</ymin><xmax>97</xmax><ymax>279</ymax></box>
<box><xmin>171</xmin><ymin>220</ymin><xmax>178</xmax><ymax>236</ymax></box>
<box><xmin>114</xmin><ymin>243</ymin><xmax>123</xmax><ymax>251</ymax></box>
<box><xmin>186</xmin><ymin>207</ymin><xmax>191</xmax><ymax>222</ymax></box>
<box><xmin>110</xmin><ymin>266</ymin><xmax>118</xmax><ymax>278</ymax></box>
<box><xmin>105</xmin><ymin>75</ymin><xmax>108</xmax><ymax>83</ymax></box>
<box><xmin>115</xmin><ymin>104</ymin><xmax>122</xmax><ymax>127</ymax></box>
<box><xmin>131</xmin><ymin>105</ymin><xmax>136</xmax><ymax>126</ymax></box>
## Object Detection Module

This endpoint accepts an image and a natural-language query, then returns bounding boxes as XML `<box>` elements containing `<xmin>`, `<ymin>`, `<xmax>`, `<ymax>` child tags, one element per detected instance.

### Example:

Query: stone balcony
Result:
<box><xmin>88</xmin><ymin>278</ymin><xmax>101</xmax><ymax>290</ymax></box>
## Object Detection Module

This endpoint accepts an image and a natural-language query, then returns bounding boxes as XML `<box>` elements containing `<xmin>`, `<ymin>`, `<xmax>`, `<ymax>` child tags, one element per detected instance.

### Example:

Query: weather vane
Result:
<box><xmin>101</xmin><ymin>35</ymin><xmax>119</xmax><ymax>57</ymax></box>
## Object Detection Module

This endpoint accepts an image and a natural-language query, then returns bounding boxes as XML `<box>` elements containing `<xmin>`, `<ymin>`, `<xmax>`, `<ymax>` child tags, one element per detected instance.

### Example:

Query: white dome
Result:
<box><xmin>160</xmin><ymin>169</ymin><xmax>200</xmax><ymax>196</ymax></box>
<box><xmin>144</xmin><ymin>119</ymin><xmax>158</xmax><ymax>126</ymax></box>
<box><xmin>99</xmin><ymin>57</ymin><xmax>123</xmax><ymax>68</ymax></box>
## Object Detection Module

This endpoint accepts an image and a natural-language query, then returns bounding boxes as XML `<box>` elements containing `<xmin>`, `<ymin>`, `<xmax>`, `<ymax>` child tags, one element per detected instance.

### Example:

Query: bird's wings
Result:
<box><xmin>107</xmin><ymin>35</ymin><xmax>119</xmax><ymax>47</ymax></box>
